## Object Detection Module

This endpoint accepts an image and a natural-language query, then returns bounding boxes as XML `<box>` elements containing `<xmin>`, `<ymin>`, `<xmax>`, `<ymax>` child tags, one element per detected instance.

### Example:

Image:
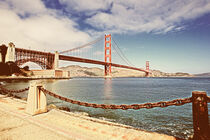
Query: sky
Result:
<box><xmin>0</xmin><ymin>0</ymin><xmax>210</xmax><ymax>74</ymax></box>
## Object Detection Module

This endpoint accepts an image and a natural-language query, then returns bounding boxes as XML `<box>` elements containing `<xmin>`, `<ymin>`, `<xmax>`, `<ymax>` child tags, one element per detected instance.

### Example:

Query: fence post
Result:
<box><xmin>25</xmin><ymin>81</ymin><xmax>47</xmax><ymax>115</ymax></box>
<box><xmin>192</xmin><ymin>91</ymin><xmax>210</xmax><ymax>140</ymax></box>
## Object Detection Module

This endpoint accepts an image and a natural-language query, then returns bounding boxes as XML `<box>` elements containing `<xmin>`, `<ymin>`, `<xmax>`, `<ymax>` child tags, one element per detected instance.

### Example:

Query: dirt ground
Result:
<box><xmin>0</xmin><ymin>95</ymin><xmax>178</xmax><ymax>140</ymax></box>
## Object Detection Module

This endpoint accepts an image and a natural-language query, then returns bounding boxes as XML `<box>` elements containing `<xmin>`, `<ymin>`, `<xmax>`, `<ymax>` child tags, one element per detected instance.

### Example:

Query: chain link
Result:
<box><xmin>0</xmin><ymin>86</ymin><xmax>29</xmax><ymax>94</ymax></box>
<box><xmin>207</xmin><ymin>96</ymin><xmax>210</xmax><ymax>103</ymax></box>
<box><xmin>40</xmin><ymin>87</ymin><xmax>192</xmax><ymax>110</ymax></box>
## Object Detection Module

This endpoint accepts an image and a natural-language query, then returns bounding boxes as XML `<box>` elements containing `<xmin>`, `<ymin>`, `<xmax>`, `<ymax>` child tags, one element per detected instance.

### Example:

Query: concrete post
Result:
<box><xmin>26</xmin><ymin>81</ymin><xmax>47</xmax><ymax>115</ymax></box>
<box><xmin>53</xmin><ymin>51</ymin><xmax>59</xmax><ymax>70</ymax></box>
<box><xmin>5</xmin><ymin>42</ymin><xmax>15</xmax><ymax>62</ymax></box>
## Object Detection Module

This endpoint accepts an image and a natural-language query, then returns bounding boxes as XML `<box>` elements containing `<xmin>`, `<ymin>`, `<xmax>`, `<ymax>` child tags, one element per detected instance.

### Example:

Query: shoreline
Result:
<box><xmin>0</xmin><ymin>76</ymin><xmax>70</xmax><ymax>80</ymax></box>
<box><xmin>0</xmin><ymin>94</ymin><xmax>180</xmax><ymax>140</ymax></box>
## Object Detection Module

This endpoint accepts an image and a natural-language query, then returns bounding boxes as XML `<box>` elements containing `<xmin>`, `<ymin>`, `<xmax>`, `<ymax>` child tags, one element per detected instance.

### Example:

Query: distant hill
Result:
<box><xmin>61</xmin><ymin>65</ymin><xmax>193</xmax><ymax>77</ymax></box>
<box><xmin>194</xmin><ymin>73</ymin><xmax>210</xmax><ymax>77</ymax></box>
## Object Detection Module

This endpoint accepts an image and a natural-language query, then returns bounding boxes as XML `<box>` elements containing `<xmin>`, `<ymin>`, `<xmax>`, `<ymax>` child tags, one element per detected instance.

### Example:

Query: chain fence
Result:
<box><xmin>0</xmin><ymin>85</ymin><xmax>209</xmax><ymax>110</ymax></box>
<box><xmin>40</xmin><ymin>87</ymin><xmax>194</xmax><ymax>110</ymax></box>
<box><xmin>0</xmin><ymin>85</ymin><xmax>29</xmax><ymax>94</ymax></box>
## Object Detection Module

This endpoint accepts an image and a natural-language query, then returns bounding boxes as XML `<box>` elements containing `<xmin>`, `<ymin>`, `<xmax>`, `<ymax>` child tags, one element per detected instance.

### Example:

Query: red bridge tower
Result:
<box><xmin>146</xmin><ymin>61</ymin><xmax>149</xmax><ymax>71</ymax></box>
<box><xmin>146</xmin><ymin>61</ymin><xmax>150</xmax><ymax>77</ymax></box>
<box><xmin>104</xmin><ymin>34</ymin><xmax>112</xmax><ymax>76</ymax></box>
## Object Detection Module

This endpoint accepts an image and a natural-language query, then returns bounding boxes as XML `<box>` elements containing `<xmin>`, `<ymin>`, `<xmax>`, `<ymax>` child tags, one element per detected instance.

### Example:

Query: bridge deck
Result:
<box><xmin>59</xmin><ymin>55</ymin><xmax>149</xmax><ymax>73</ymax></box>
<box><xmin>15</xmin><ymin>48</ymin><xmax>148</xmax><ymax>74</ymax></box>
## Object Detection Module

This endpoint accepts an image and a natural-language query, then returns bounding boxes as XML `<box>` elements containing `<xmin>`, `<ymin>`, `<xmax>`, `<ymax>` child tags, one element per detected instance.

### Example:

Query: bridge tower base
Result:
<box><xmin>53</xmin><ymin>51</ymin><xmax>59</xmax><ymax>70</ymax></box>
<box><xmin>104</xmin><ymin>34</ymin><xmax>112</xmax><ymax>77</ymax></box>
<box><xmin>146</xmin><ymin>61</ymin><xmax>150</xmax><ymax>77</ymax></box>
<box><xmin>5</xmin><ymin>42</ymin><xmax>15</xmax><ymax>62</ymax></box>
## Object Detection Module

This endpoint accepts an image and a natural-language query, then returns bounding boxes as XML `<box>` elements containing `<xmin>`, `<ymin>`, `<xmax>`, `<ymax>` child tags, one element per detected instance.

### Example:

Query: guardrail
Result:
<box><xmin>0</xmin><ymin>82</ymin><xmax>209</xmax><ymax>140</ymax></box>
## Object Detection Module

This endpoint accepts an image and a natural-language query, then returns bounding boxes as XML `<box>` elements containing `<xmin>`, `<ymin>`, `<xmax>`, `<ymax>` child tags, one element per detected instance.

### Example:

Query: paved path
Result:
<box><xmin>0</xmin><ymin>95</ymin><xmax>178</xmax><ymax>140</ymax></box>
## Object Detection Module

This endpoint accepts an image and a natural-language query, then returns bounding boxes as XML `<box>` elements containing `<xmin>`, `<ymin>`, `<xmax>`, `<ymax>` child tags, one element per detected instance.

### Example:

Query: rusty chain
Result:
<box><xmin>207</xmin><ymin>96</ymin><xmax>210</xmax><ymax>103</ymax></box>
<box><xmin>0</xmin><ymin>84</ymin><xmax>209</xmax><ymax>107</ymax></box>
<box><xmin>40</xmin><ymin>87</ymin><xmax>193</xmax><ymax>110</ymax></box>
<box><xmin>0</xmin><ymin>86</ymin><xmax>29</xmax><ymax>94</ymax></box>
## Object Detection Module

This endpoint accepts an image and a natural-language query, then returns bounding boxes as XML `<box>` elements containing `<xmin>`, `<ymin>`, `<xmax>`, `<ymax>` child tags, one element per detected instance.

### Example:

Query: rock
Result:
<box><xmin>47</xmin><ymin>104</ymin><xmax>57</xmax><ymax>110</ymax></box>
<box><xmin>21</xmin><ymin>97</ymin><xmax>27</xmax><ymax>101</ymax></box>
<box><xmin>58</xmin><ymin>106</ymin><xmax>70</xmax><ymax>112</ymax></box>
<box><xmin>75</xmin><ymin>112</ymin><xmax>89</xmax><ymax>116</ymax></box>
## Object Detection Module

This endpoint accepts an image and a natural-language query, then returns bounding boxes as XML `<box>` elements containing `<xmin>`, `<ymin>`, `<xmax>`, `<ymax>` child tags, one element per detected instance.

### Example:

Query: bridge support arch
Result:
<box><xmin>15</xmin><ymin>45</ymin><xmax>56</xmax><ymax>70</ymax></box>
<box><xmin>104</xmin><ymin>34</ymin><xmax>112</xmax><ymax>77</ymax></box>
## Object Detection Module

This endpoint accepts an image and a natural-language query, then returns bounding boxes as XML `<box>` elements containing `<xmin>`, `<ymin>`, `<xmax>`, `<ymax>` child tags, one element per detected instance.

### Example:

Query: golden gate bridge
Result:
<box><xmin>0</xmin><ymin>34</ymin><xmax>150</xmax><ymax>77</ymax></box>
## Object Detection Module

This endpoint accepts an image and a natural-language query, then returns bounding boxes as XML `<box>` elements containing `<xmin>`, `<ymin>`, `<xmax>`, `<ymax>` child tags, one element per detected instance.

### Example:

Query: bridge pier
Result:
<box><xmin>5</xmin><ymin>42</ymin><xmax>15</xmax><ymax>63</ymax></box>
<box><xmin>104</xmin><ymin>64</ymin><xmax>112</xmax><ymax>78</ymax></box>
<box><xmin>53</xmin><ymin>51</ymin><xmax>59</xmax><ymax>70</ymax></box>
<box><xmin>26</xmin><ymin>82</ymin><xmax>47</xmax><ymax>115</ymax></box>
<box><xmin>146</xmin><ymin>61</ymin><xmax>150</xmax><ymax>77</ymax></box>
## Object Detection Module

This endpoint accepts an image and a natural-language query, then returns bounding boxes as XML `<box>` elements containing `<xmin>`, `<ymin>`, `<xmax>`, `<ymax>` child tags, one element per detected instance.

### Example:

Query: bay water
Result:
<box><xmin>3</xmin><ymin>77</ymin><xmax>210</xmax><ymax>139</ymax></box>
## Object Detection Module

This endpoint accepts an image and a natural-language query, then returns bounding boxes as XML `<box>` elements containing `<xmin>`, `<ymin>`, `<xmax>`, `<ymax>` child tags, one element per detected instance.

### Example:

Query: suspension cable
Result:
<box><xmin>59</xmin><ymin>36</ymin><xmax>104</xmax><ymax>54</ymax></box>
<box><xmin>112</xmin><ymin>38</ymin><xmax>135</xmax><ymax>67</ymax></box>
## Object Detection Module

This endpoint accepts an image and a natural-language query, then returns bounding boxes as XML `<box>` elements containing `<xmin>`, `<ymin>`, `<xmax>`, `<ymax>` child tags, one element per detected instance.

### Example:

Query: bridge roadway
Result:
<box><xmin>15</xmin><ymin>48</ymin><xmax>149</xmax><ymax>74</ymax></box>
<box><xmin>59</xmin><ymin>55</ymin><xmax>149</xmax><ymax>73</ymax></box>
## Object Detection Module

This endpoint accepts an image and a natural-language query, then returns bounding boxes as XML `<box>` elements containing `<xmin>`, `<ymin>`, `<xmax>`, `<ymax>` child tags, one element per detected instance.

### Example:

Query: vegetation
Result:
<box><xmin>81</xmin><ymin>70</ymin><xmax>98</xmax><ymax>76</ymax></box>
<box><xmin>0</xmin><ymin>62</ymin><xmax>27</xmax><ymax>76</ymax></box>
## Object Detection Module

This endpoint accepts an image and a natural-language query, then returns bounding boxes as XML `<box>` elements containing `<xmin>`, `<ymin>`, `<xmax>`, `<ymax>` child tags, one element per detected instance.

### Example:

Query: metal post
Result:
<box><xmin>192</xmin><ymin>91</ymin><xmax>210</xmax><ymax>140</ymax></box>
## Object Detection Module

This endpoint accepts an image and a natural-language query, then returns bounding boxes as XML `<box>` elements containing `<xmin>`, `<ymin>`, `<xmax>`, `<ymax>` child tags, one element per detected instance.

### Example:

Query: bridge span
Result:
<box><xmin>59</xmin><ymin>55</ymin><xmax>149</xmax><ymax>73</ymax></box>
<box><xmin>0</xmin><ymin>34</ymin><xmax>150</xmax><ymax>77</ymax></box>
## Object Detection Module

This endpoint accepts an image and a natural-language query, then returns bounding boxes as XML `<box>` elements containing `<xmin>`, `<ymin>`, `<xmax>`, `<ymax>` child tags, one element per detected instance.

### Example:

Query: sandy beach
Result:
<box><xmin>0</xmin><ymin>94</ymin><xmax>179</xmax><ymax>140</ymax></box>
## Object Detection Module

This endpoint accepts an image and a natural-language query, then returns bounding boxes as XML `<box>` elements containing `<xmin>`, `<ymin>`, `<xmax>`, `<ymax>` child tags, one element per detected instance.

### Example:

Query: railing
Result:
<box><xmin>0</xmin><ymin>86</ymin><xmax>29</xmax><ymax>94</ymax></box>
<box><xmin>40</xmin><ymin>87</ymin><xmax>192</xmax><ymax>109</ymax></box>
<box><xmin>0</xmin><ymin>83</ymin><xmax>209</xmax><ymax>140</ymax></box>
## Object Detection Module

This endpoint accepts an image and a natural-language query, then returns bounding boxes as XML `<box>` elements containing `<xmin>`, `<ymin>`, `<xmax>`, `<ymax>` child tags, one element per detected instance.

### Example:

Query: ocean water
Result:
<box><xmin>3</xmin><ymin>77</ymin><xmax>210</xmax><ymax>139</ymax></box>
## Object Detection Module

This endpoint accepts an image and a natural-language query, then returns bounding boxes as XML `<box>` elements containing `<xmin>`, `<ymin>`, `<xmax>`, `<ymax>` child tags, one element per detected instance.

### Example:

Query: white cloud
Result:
<box><xmin>2</xmin><ymin>0</ymin><xmax>47</xmax><ymax>16</ymax></box>
<box><xmin>1</xmin><ymin>0</ymin><xmax>210</xmax><ymax>53</ymax></box>
<box><xmin>59</xmin><ymin>0</ymin><xmax>112</xmax><ymax>13</ymax></box>
<box><xmin>79</xmin><ymin>0</ymin><xmax>210</xmax><ymax>34</ymax></box>
<box><xmin>0</xmin><ymin>0</ymin><xmax>90</xmax><ymax>52</ymax></box>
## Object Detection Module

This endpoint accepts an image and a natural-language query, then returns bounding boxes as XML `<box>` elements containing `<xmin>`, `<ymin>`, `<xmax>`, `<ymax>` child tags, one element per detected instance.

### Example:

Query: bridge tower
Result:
<box><xmin>104</xmin><ymin>34</ymin><xmax>112</xmax><ymax>77</ymax></box>
<box><xmin>5</xmin><ymin>42</ymin><xmax>15</xmax><ymax>62</ymax></box>
<box><xmin>146</xmin><ymin>61</ymin><xmax>150</xmax><ymax>77</ymax></box>
<box><xmin>53</xmin><ymin>51</ymin><xmax>59</xmax><ymax>69</ymax></box>
<box><xmin>146</xmin><ymin>61</ymin><xmax>149</xmax><ymax>71</ymax></box>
